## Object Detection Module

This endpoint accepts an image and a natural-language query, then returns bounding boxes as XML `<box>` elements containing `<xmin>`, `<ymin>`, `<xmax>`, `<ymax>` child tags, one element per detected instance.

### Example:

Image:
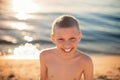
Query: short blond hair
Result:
<box><xmin>52</xmin><ymin>15</ymin><xmax>80</xmax><ymax>34</ymax></box>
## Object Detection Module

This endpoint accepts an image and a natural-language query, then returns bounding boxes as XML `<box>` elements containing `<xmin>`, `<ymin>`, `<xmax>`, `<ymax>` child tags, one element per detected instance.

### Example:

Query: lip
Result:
<box><xmin>62</xmin><ymin>48</ymin><xmax>73</xmax><ymax>54</ymax></box>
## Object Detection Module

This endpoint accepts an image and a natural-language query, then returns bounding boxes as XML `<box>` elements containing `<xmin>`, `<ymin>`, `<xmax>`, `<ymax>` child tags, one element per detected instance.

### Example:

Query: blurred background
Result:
<box><xmin>0</xmin><ymin>0</ymin><xmax>120</xmax><ymax>56</ymax></box>
<box><xmin>0</xmin><ymin>0</ymin><xmax>120</xmax><ymax>80</ymax></box>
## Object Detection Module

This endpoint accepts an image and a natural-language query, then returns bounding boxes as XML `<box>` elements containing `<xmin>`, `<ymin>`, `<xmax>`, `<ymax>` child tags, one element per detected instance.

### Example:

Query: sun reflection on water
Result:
<box><xmin>11</xmin><ymin>0</ymin><xmax>44</xmax><ymax>20</ymax></box>
<box><xmin>7</xmin><ymin>43</ymin><xmax>40</xmax><ymax>60</ymax></box>
<box><xmin>11</xmin><ymin>0</ymin><xmax>40</xmax><ymax>13</ymax></box>
<box><xmin>15</xmin><ymin>13</ymin><xmax>32</xmax><ymax>20</ymax></box>
<box><xmin>10</xmin><ymin>22</ymin><xmax>28</xmax><ymax>30</ymax></box>
<box><xmin>24</xmin><ymin>35</ymin><xmax>33</xmax><ymax>42</ymax></box>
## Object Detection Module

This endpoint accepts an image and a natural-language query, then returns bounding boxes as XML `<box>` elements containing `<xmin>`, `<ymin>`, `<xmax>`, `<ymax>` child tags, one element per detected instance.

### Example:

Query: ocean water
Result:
<box><xmin>0</xmin><ymin>0</ymin><xmax>120</xmax><ymax>55</ymax></box>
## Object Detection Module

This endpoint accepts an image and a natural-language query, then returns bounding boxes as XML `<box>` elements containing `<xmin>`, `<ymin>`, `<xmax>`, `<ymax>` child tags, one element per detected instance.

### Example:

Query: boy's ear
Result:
<box><xmin>51</xmin><ymin>34</ymin><xmax>55</xmax><ymax>44</ymax></box>
<box><xmin>78</xmin><ymin>32</ymin><xmax>82</xmax><ymax>41</ymax></box>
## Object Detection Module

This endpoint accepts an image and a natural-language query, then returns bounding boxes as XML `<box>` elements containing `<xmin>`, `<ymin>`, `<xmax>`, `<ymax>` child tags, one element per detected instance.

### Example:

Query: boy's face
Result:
<box><xmin>51</xmin><ymin>26</ymin><xmax>82</xmax><ymax>56</ymax></box>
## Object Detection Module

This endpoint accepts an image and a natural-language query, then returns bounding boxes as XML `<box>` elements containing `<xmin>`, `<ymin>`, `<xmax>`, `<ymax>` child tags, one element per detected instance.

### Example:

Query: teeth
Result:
<box><xmin>64</xmin><ymin>49</ymin><xmax>71</xmax><ymax>52</ymax></box>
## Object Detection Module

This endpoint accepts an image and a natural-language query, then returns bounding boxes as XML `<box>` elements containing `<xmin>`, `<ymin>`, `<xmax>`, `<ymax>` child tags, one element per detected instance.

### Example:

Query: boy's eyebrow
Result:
<box><xmin>70</xmin><ymin>37</ymin><xmax>76</xmax><ymax>39</ymax></box>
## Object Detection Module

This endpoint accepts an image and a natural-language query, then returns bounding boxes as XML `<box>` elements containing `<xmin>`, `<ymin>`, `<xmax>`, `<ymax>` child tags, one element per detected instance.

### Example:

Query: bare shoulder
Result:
<box><xmin>40</xmin><ymin>47</ymin><xmax>56</xmax><ymax>58</ymax></box>
<box><xmin>77</xmin><ymin>51</ymin><xmax>93</xmax><ymax>64</ymax></box>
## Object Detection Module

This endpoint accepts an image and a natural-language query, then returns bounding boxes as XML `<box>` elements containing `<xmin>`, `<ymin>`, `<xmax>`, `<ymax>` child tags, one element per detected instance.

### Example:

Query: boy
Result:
<box><xmin>40</xmin><ymin>15</ymin><xmax>93</xmax><ymax>80</ymax></box>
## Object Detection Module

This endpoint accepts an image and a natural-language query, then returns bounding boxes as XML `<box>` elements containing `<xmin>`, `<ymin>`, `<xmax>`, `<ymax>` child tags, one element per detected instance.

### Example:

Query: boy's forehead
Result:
<box><xmin>53</xmin><ymin>26</ymin><xmax>80</xmax><ymax>35</ymax></box>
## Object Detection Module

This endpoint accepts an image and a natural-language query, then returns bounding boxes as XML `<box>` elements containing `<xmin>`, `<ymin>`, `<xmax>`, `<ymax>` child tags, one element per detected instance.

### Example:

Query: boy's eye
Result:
<box><xmin>58</xmin><ymin>38</ymin><xmax>64</xmax><ymax>41</ymax></box>
<box><xmin>70</xmin><ymin>38</ymin><xmax>76</xmax><ymax>41</ymax></box>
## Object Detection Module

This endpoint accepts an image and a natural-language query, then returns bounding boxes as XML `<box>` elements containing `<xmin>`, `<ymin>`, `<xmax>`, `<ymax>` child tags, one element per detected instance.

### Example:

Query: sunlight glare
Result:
<box><xmin>15</xmin><ymin>13</ymin><xmax>31</xmax><ymax>20</ymax></box>
<box><xmin>11</xmin><ymin>22</ymin><xmax>28</xmax><ymax>30</ymax></box>
<box><xmin>11</xmin><ymin>0</ymin><xmax>40</xmax><ymax>13</ymax></box>
<box><xmin>24</xmin><ymin>35</ymin><xmax>33</xmax><ymax>42</ymax></box>
<box><xmin>11</xmin><ymin>0</ymin><xmax>45</xmax><ymax>20</ymax></box>
<box><xmin>12</xmin><ymin>43</ymin><xmax>40</xmax><ymax>59</ymax></box>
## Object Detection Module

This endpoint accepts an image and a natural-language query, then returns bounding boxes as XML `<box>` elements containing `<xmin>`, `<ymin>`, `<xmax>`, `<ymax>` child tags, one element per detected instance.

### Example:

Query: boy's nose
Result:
<box><xmin>64</xmin><ymin>41</ymin><xmax>71</xmax><ymax>48</ymax></box>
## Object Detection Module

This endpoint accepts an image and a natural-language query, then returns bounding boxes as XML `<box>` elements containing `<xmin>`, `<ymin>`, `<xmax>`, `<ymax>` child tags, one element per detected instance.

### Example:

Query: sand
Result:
<box><xmin>0</xmin><ymin>55</ymin><xmax>120</xmax><ymax>80</ymax></box>
<box><xmin>91</xmin><ymin>55</ymin><xmax>120</xmax><ymax>80</ymax></box>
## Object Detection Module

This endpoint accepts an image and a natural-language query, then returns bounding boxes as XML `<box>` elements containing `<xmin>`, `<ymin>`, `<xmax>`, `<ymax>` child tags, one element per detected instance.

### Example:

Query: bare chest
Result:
<box><xmin>46</xmin><ymin>58</ymin><xmax>83</xmax><ymax>80</ymax></box>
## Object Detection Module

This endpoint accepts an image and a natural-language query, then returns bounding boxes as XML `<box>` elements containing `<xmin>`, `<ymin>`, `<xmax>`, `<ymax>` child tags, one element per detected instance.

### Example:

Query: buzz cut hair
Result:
<box><xmin>52</xmin><ymin>15</ymin><xmax>80</xmax><ymax>34</ymax></box>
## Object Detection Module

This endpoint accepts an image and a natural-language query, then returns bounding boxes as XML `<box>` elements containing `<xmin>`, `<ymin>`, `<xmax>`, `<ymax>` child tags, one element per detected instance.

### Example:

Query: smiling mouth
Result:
<box><xmin>63</xmin><ymin>48</ymin><xmax>73</xmax><ymax>53</ymax></box>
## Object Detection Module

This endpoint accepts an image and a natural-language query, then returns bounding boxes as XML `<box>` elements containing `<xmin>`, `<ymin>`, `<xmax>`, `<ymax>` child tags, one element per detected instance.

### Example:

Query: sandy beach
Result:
<box><xmin>0</xmin><ymin>55</ymin><xmax>120</xmax><ymax>80</ymax></box>
<box><xmin>91</xmin><ymin>55</ymin><xmax>120</xmax><ymax>80</ymax></box>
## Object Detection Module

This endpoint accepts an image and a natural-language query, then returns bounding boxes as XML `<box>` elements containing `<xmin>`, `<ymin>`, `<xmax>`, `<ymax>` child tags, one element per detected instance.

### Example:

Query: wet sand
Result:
<box><xmin>0</xmin><ymin>55</ymin><xmax>120</xmax><ymax>80</ymax></box>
